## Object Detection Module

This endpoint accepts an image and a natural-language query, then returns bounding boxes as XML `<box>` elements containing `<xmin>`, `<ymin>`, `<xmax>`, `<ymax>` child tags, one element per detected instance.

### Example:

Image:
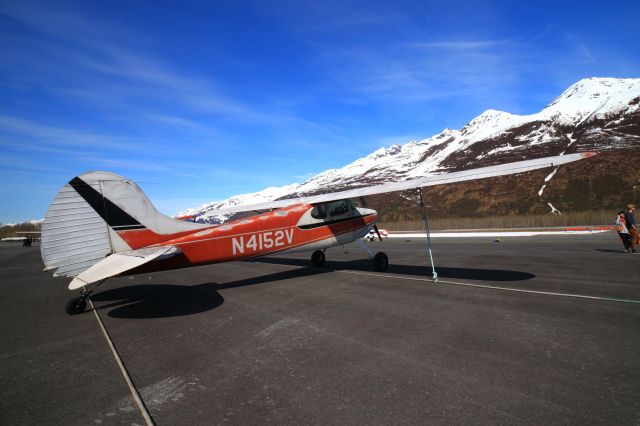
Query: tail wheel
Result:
<box><xmin>311</xmin><ymin>250</ymin><xmax>326</xmax><ymax>267</ymax></box>
<box><xmin>65</xmin><ymin>296</ymin><xmax>87</xmax><ymax>315</ymax></box>
<box><xmin>373</xmin><ymin>252</ymin><xmax>388</xmax><ymax>272</ymax></box>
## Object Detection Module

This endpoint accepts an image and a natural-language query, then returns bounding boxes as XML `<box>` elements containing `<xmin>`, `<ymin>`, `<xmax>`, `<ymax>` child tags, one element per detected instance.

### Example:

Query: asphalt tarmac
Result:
<box><xmin>1</xmin><ymin>232</ymin><xmax>639</xmax><ymax>425</ymax></box>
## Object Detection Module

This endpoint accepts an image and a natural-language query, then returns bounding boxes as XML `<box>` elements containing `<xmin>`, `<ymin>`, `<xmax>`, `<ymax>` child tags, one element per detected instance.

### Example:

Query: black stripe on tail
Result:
<box><xmin>69</xmin><ymin>177</ymin><xmax>146</xmax><ymax>231</ymax></box>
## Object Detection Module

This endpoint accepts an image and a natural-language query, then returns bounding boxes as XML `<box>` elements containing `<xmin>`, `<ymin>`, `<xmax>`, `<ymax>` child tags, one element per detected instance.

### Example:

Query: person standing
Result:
<box><xmin>615</xmin><ymin>210</ymin><xmax>631</xmax><ymax>252</ymax></box>
<box><xmin>624</xmin><ymin>204</ymin><xmax>638</xmax><ymax>253</ymax></box>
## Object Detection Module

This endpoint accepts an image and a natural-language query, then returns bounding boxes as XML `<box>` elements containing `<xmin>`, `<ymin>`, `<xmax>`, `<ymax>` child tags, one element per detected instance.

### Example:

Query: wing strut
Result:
<box><xmin>418</xmin><ymin>188</ymin><xmax>438</xmax><ymax>283</ymax></box>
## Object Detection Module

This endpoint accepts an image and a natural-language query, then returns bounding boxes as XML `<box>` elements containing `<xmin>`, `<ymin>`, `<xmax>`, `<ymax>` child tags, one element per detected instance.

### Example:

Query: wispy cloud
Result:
<box><xmin>317</xmin><ymin>38</ymin><xmax>525</xmax><ymax>107</ymax></box>
<box><xmin>142</xmin><ymin>113</ymin><xmax>212</xmax><ymax>131</ymax></box>
<box><xmin>0</xmin><ymin>114</ymin><xmax>151</xmax><ymax>151</ymax></box>
<box><xmin>73</xmin><ymin>156</ymin><xmax>175</xmax><ymax>173</ymax></box>
<box><xmin>564</xmin><ymin>33</ymin><xmax>594</xmax><ymax>63</ymax></box>
<box><xmin>0</xmin><ymin>153</ymin><xmax>66</xmax><ymax>174</ymax></box>
<box><xmin>1</xmin><ymin>2</ymin><xmax>304</xmax><ymax>126</ymax></box>
<box><xmin>411</xmin><ymin>40</ymin><xmax>508</xmax><ymax>50</ymax></box>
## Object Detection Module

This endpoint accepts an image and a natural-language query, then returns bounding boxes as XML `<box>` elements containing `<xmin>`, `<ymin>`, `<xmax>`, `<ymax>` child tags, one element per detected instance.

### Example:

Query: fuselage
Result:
<box><xmin>113</xmin><ymin>199</ymin><xmax>377</xmax><ymax>272</ymax></box>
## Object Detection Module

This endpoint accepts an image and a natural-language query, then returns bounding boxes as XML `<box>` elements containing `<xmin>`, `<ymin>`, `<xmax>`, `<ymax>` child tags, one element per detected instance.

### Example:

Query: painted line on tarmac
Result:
<box><xmin>89</xmin><ymin>299</ymin><xmax>155</xmax><ymax>426</ymax></box>
<box><xmin>251</xmin><ymin>261</ymin><xmax>640</xmax><ymax>305</ymax></box>
<box><xmin>336</xmin><ymin>270</ymin><xmax>640</xmax><ymax>305</ymax></box>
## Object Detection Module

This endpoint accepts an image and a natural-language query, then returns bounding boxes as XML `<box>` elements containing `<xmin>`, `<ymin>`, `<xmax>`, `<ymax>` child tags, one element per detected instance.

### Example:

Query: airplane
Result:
<box><xmin>40</xmin><ymin>152</ymin><xmax>595</xmax><ymax>314</ymax></box>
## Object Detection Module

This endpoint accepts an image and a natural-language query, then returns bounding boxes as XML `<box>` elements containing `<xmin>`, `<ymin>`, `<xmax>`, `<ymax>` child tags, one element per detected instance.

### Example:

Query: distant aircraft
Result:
<box><xmin>40</xmin><ymin>153</ymin><xmax>595</xmax><ymax>314</ymax></box>
<box><xmin>363</xmin><ymin>228</ymin><xmax>389</xmax><ymax>241</ymax></box>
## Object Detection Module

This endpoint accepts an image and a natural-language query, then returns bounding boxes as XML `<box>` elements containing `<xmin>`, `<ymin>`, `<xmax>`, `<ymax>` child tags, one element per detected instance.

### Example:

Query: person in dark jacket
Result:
<box><xmin>624</xmin><ymin>204</ymin><xmax>638</xmax><ymax>253</ymax></box>
<box><xmin>615</xmin><ymin>211</ymin><xmax>631</xmax><ymax>252</ymax></box>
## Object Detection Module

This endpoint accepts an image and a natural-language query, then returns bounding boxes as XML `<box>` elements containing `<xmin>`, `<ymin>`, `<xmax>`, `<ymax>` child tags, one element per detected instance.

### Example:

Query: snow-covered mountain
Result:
<box><xmin>178</xmin><ymin>77</ymin><xmax>640</xmax><ymax>222</ymax></box>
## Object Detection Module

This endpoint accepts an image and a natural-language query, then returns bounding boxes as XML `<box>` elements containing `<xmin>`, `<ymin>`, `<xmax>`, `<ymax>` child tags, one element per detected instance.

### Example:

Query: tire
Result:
<box><xmin>65</xmin><ymin>297</ymin><xmax>87</xmax><ymax>315</ymax></box>
<box><xmin>311</xmin><ymin>250</ymin><xmax>326</xmax><ymax>267</ymax></box>
<box><xmin>373</xmin><ymin>252</ymin><xmax>388</xmax><ymax>272</ymax></box>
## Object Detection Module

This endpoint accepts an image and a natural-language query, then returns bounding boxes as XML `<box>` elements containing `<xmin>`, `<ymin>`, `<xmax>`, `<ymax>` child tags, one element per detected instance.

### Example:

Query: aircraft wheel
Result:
<box><xmin>373</xmin><ymin>252</ymin><xmax>388</xmax><ymax>272</ymax></box>
<box><xmin>65</xmin><ymin>297</ymin><xmax>87</xmax><ymax>315</ymax></box>
<box><xmin>311</xmin><ymin>250</ymin><xmax>325</xmax><ymax>267</ymax></box>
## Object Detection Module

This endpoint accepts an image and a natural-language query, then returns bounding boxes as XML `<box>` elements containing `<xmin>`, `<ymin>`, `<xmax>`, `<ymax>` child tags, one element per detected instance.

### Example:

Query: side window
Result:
<box><xmin>346</xmin><ymin>198</ymin><xmax>355</xmax><ymax>211</ymax></box>
<box><xmin>311</xmin><ymin>204</ymin><xmax>327</xmax><ymax>219</ymax></box>
<box><xmin>328</xmin><ymin>200</ymin><xmax>349</xmax><ymax>216</ymax></box>
<box><xmin>311</xmin><ymin>199</ymin><xmax>354</xmax><ymax>220</ymax></box>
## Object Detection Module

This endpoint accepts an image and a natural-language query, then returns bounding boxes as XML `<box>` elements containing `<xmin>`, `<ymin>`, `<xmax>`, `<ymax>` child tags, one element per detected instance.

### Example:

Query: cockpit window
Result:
<box><xmin>328</xmin><ymin>200</ymin><xmax>350</xmax><ymax>216</ymax></box>
<box><xmin>311</xmin><ymin>204</ymin><xmax>327</xmax><ymax>219</ymax></box>
<box><xmin>311</xmin><ymin>199</ymin><xmax>354</xmax><ymax>220</ymax></box>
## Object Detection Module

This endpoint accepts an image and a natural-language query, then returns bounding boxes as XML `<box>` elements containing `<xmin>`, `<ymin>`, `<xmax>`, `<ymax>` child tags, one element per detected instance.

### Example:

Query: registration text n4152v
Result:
<box><xmin>232</xmin><ymin>229</ymin><xmax>294</xmax><ymax>255</ymax></box>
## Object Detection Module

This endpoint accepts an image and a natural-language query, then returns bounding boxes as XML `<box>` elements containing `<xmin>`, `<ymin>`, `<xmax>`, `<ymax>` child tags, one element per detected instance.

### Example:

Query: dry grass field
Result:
<box><xmin>379</xmin><ymin>210</ymin><xmax>614</xmax><ymax>231</ymax></box>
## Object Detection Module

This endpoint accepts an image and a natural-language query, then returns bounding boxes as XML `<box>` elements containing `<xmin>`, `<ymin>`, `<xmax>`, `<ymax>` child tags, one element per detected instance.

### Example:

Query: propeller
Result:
<box><xmin>359</xmin><ymin>196</ymin><xmax>383</xmax><ymax>241</ymax></box>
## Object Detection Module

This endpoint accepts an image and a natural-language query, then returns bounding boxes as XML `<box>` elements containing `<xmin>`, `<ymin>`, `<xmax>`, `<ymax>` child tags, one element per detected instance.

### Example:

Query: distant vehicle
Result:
<box><xmin>38</xmin><ymin>153</ymin><xmax>594</xmax><ymax>314</ymax></box>
<box><xmin>363</xmin><ymin>228</ymin><xmax>389</xmax><ymax>241</ymax></box>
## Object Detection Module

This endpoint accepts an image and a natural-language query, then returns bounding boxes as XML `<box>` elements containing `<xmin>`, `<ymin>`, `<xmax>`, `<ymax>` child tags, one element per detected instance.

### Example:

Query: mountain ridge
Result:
<box><xmin>178</xmin><ymin>77</ymin><xmax>640</xmax><ymax>223</ymax></box>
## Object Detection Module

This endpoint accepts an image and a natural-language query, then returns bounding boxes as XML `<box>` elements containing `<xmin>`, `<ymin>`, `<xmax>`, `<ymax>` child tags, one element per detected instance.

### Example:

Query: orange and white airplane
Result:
<box><xmin>40</xmin><ymin>152</ymin><xmax>595</xmax><ymax>313</ymax></box>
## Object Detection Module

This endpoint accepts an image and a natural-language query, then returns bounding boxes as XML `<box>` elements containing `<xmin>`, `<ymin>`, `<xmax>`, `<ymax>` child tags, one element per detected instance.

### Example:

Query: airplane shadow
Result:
<box><xmin>252</xmin><ymin>257</ymin><xmax>536</xmax><ymax>282</ymax></box>
<box><xmin>89</xmin><ymin>258</ymin><xmax>533</xmax><ymax>319</ymax></box>
<box><xmin>91</xmin><ymin>283</ymin><xmax>224</xmax><ymax>319</ymax></box>
<box><xmin>91</xmin><ymin>268</ymin><xmax>332</xmax><ymax>319</ymax></box>
<box><xmin>218</xmin><ymin>266</ymin><xmax>333</xmax><ymax>290</ymax></box>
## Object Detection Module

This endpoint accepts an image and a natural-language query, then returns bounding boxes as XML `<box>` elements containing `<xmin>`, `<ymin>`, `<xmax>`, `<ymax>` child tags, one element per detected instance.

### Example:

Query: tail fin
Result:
<box><xmin>41</xmin><ymin>171</ymin><xmax>206</xmax><ymax>278</ymax></box>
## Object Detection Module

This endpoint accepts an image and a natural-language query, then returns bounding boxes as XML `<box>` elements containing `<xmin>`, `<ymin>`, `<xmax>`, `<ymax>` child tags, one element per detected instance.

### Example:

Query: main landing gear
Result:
<box><xmin>373</xmin><ymin>252</ymin><xmax>389</xmax><ymax>272</ymax></box>
<box><xmin>65</xmin><ymin>279</ymin><xmax>107</xmax><ymax>315</ymax></box>
<box><xmin>310</xmin><ymin>245</ymin><xmax>388</xmax><ymax>272</ymax></box>
<box><xmin>311</xmin><ymin>249</ymin><xmax>326</xmax><ymax>267</ymax></box>
<box><xmin>357</xmin><ymin>239</ymin><xmax>389</xmax><ymax>272</ymax></box>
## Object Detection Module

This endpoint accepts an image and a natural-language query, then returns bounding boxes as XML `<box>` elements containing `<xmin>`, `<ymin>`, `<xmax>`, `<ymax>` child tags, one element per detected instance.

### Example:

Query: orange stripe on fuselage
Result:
<box><xmin>126</xmin><ymin>204</ymin><xmax>376</xmax><ymax>267</ymax></box>
<box><xmin>116</xmin><ymin>228</ymin><xmax>200</xmax><ymax>249</ymax></box>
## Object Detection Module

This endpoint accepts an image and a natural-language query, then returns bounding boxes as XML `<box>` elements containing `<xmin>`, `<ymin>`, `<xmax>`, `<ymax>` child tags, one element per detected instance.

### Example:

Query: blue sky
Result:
<box><xmin>1</xmin><ymin>0</ymin><xmax>638</xmax><ymax>223</ymax></box>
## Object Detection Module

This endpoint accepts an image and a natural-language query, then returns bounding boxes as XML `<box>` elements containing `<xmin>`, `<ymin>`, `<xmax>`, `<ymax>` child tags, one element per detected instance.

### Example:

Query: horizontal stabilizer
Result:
<box><xmin>68</xmin><ymin>245</ymin><xmax>180</xmax><ymax>290</ymax></box>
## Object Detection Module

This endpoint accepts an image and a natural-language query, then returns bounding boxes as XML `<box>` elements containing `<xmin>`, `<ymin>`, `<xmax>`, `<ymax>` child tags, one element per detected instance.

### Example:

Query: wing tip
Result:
<box><xmin>68</xmin><ymin>277</ymin><xmax>87</xmax><ymax>290</ymax></box>
<box><xmin>581</xmin><ymin>151</ymin><xmax>598</xmax><ymax>158</ymax></box>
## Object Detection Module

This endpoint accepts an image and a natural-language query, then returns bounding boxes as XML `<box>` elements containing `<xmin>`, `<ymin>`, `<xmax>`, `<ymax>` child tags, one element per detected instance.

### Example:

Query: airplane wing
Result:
<box><xmin>205</xmin><ymin>152</ymin><xmax>595</xmax><ymax>216</ymax></box>
<box><xmin>68</xmin><ymin>245</ymin><xmax>180</xmax><ymax>290</ymax></box>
